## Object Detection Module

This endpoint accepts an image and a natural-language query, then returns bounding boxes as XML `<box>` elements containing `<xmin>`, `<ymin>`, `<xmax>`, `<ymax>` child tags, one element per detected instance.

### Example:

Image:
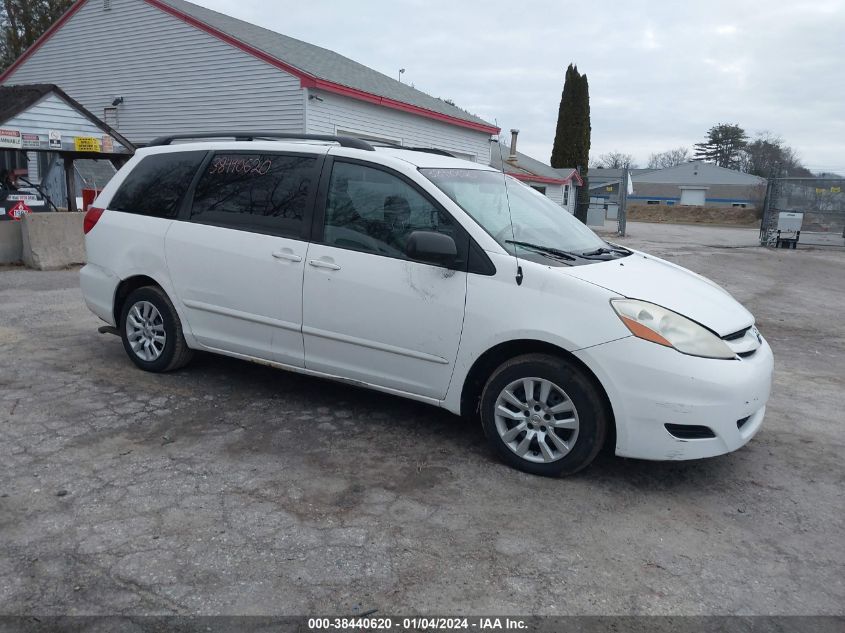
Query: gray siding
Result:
<box><xmin>3</xmin><ymin>0</ymin><xmax>304</xmax><ymax>143</ymax></box>
<box><xmin>306</xmin><ymin>89</ymin><xmax>492</xmax><ymax>164</ymax></box>
<box><xmin>3</xmin><ymin>94</ymin><xmax>110</xmax><ymax>140</ymax></box>
<box><xmin>635</xmin><ymin>161</ymin><xmax>765</xmax><ymax>186</ymax></box>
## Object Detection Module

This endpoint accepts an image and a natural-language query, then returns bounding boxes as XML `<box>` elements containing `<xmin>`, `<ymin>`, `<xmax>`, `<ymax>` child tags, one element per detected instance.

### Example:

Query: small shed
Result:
<box><xmin>0</xmin><ymin>83</ymin><xmax>134</xmax><ymax>216</ymax></box>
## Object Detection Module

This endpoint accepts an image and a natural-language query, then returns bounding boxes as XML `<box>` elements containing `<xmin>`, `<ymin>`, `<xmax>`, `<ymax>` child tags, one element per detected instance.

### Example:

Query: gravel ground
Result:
<box><xmin>0</xmin><ymin>223</ymin><xmax>843</xmax><ymax>616</ymax></box>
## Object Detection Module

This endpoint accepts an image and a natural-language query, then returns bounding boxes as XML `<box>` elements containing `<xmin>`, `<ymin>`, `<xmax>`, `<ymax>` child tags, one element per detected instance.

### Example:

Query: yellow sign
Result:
<box><xmin>606</xmin><ymin>185</ymin><xmax>613</xmax><ymax>191</ymax></box>
<box><xmin>74</xmin><ymin>136</ymin><xmax>101</xmax><ymax>152</ymax></box>
<box><xmin>832</xmin><ymin>186</ymin><xmax>842</xmax><ymax>193</ymax></box>
<box><xmin>815</xmin><ymin>188</ymin><xmax>826</xmax><ymax>194</ymax></box>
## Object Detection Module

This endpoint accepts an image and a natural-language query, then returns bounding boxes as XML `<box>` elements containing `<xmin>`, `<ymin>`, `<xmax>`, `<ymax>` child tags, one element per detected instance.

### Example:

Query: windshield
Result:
<box><xmin>420</xmin><ymin>168</ymin><xmax>606</xmax><ymax>255</ymax></box>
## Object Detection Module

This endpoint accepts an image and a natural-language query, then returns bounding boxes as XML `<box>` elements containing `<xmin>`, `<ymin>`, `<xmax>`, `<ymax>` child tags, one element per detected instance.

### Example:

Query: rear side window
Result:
<box><xmin>109</xmin><ymin>151</ymin><xmax>205</xmax><ymax>218</ymax></box>
<box><xmin>189</xmin><ymin>153</ymin><xmax>318</xmax><ymax>238</ymax></box>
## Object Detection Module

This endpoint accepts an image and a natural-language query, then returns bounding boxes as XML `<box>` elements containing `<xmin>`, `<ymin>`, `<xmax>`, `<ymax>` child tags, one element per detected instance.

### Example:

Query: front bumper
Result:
<box><xmin>575</xmin><ymin>335</ymin><xmax>774</xmax><ymax>461</ymax></box>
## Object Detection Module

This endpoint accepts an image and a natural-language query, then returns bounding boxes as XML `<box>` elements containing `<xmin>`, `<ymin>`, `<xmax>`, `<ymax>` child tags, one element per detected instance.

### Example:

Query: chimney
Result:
<box><xmin>508</xmin><ymin>129</ymin><xmax>519</xmax><ymax>161</ymax></box>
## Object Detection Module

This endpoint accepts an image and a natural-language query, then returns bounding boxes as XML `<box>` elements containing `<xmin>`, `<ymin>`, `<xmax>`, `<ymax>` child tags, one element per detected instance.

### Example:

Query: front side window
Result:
<box><xmin>190</xmin><ymin>153</ymin><xmax>317</xmax><ymax>237</ymax></box>
<box><xmin>322</xmin><ymin>161</ymin><xmax>463</xmax><ymax>262</ymax></box>
<box><xmin>110</xmin><ymin>151</ymin><xmax>205</xmax><ymax>218</ymax></box>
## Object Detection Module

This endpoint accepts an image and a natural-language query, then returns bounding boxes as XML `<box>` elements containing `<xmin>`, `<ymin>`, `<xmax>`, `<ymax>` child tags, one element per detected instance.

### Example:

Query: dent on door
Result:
<box><xmin>301</xmin><ymin>244</ymin><xmax>467</xmax><ymax>399</ymax></box>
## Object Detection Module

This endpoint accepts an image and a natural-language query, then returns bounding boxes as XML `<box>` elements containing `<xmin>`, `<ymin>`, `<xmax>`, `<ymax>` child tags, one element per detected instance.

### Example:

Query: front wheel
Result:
<box><xmin>120</xmin><ymin>286</ymin><xmax>193</xmax><ymax>373</ymax></box>
<box><xmin>480</xmin><ymin>353</ymin><xmax>609</xmax><ymax>477</ymax></box>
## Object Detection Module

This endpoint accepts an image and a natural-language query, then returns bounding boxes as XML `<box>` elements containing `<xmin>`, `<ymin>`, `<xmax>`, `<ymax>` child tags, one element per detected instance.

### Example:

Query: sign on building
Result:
<box><xmin>0</xmin><ymin>128</ymin><xmax>22</xmax><ymax>149</ymax></box>
<box><xmin>48</xmin><ymin>130</ymin><xmax>62</xmax><ymax>149</ymax></box>
<box><xmin>74</xmin><ymin>136</ymin><xmax>102</xmax><ymax>152</ymax></box>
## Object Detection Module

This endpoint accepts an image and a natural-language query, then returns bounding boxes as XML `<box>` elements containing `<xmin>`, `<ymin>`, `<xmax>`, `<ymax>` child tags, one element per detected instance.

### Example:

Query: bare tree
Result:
<box><xmin>741</xmin><ymin>132</ymin><xmax>812</xmax><ymax>178</ymax></box>
<box><xmin>592</xmin><ymin>151</ymin><xmax>637</xmax><ymax>169</ymax></box>
<box><xmin>1</xmin><ymin>0</ymin><xmax>72</xmax><ymax>71</ymax></box>
<box><xmin>647</xmin><ymin>147</ymin><xmax>690</xmax><ymax>169</ymax></box>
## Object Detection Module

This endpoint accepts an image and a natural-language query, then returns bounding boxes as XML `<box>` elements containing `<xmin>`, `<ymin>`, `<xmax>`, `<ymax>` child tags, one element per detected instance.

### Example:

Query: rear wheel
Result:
<box><xmin>120</xmin><ymin>286</ymin><xmax>193</xmax><ymax>372</ymax></box>
<box><xmin>480</xmin><ymin>353</ymin><xmax>608</xmax><ymax>477</ymax></box>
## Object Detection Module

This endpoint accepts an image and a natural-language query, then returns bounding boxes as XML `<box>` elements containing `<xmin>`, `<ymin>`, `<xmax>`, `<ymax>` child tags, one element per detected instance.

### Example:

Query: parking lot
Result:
<box><xmin>1</xmin><ymin>222</ymin><xmax>843</xmax><ymax>616</ymax></box>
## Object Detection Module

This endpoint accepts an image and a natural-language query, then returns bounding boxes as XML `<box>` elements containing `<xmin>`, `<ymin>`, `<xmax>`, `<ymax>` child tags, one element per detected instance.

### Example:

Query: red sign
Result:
<box><xmin>8</xmin><ymin>200</ymin><xmax>32</xmax><ymax>220</ymax></box>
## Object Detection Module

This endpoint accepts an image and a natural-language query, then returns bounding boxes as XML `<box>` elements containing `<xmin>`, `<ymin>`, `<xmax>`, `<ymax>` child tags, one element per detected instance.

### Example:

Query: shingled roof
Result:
<box><xmin>491</xmin><ymin>146</ymin><xmax>583</xmax><ymax>186</ymax></box>
<box><xmin>149</xmin><ymin>0</ymin><xmax>498</xmax><ymax>133</ymax></box>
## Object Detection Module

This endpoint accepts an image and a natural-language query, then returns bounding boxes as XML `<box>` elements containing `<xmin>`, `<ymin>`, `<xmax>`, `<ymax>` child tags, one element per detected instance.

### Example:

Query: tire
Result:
<box><xmin>119</xmin><ymin>286</ymin><xmax>193</xmax><ymax>373</ymax></box>
<box><xmin>480</xmin><ymin>353</ymin><xmax>609</xmax><ymax>477</ymax></box>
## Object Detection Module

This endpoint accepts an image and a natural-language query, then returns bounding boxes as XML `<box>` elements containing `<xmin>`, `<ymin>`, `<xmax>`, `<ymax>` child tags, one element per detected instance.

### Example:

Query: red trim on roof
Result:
<box><xmin>0</xmin><ymin>0</ymin><xmax>89</xmax><ymax>83</ymax></box>
<box><xmin>145</xmin><ymin>0</ymin><xmax>499</xmax><ymax>135</ymax></box>
<box><xmin>303</xmin><ymin>78</ymin><xmax>499</xmax><ymax>134</ymax></box>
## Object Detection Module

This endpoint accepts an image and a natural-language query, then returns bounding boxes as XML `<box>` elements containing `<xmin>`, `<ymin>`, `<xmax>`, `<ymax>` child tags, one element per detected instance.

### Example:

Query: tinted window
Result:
<box><xmin>323</xmin><ymin>161</ymin><xmax>465</xmax><ymax>263</ymax></box>
<box><xmin>110</xmin><ymin>151</ymin><xmax>205</xmax><ymax>218</ymax></box>
<box><xmin>190</xmin><ymin>153</ymin><xmax>317</xmax><ymax>237</ymax></box>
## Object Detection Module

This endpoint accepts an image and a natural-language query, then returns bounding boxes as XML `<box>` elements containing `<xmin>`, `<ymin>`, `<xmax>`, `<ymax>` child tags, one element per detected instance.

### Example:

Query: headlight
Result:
<box><xmin>611</xmin><ymin>299</ymin><xmax>736</xmax><ymax>359</ymax></box>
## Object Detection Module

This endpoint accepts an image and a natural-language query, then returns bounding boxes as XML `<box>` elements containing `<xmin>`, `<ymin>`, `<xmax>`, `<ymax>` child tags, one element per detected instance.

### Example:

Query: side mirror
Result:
<box><xmin>405</xmin><ymin>230</ymin><xmax>457</xmax><ymax>267</ymax></box>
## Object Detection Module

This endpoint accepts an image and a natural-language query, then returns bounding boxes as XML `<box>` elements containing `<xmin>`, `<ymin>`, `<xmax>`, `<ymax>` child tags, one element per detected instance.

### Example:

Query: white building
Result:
<box><xmin>490</xmin><ymin>131</ymin><xmax>582</xmax><ymax>212</ymax></box>
<box><xmin>1</xmin><ymin>0</ymin><xmax>498</xmax><ymax>162</ymax></box>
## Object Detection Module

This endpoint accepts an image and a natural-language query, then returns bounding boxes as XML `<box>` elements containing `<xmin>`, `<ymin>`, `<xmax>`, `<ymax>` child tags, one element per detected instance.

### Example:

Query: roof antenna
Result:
<box><xmin>493</xmin><ymin>120</ymin><xmax>522</xmax><ymax>285</ymax></box>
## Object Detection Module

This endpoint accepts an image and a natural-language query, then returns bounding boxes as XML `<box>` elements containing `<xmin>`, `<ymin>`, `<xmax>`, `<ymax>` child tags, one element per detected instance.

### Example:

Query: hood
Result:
<box><xmin>563</xmin><ymin>251</ymin><xmax>754</xmax><ymax>337</ymax></box>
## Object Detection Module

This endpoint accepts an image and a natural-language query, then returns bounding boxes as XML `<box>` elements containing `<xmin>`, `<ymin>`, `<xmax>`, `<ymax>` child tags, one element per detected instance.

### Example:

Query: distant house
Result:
<box><xmin>1</xmin><ymin>0</ymin><xmax>498</xmax><ymax>165</ymax></box>
<box><xmin>631</xmin><ymin>161</ymin><xmax>766</xmax><ymax>208</ymax></box>
<box><xmin>490</xmin><ymin>130</ymin><xmax>583</xmax><ymax>213</ymax></box>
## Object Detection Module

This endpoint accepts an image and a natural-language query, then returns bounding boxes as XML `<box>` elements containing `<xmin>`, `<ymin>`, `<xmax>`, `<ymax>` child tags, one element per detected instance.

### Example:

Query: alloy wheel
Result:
<box><xmin>493</xmin><ymin>377</ymin><xmax>580</xmax><ymax>463</ymax></box>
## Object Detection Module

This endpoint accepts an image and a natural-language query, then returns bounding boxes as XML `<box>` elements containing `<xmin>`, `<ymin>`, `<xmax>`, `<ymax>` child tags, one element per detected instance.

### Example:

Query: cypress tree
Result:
<box><xmin>550</xmin><ymin>64</ymin><xmax>591</xmax><ymax>223</ymax></box>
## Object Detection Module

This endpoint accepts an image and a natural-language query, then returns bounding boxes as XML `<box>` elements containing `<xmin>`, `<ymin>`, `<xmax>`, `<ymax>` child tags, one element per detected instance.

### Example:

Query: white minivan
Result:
<box><xmin>80</xmin><ymin>134</ymin><xmax>773</xmax><ymax>476</ymax></box>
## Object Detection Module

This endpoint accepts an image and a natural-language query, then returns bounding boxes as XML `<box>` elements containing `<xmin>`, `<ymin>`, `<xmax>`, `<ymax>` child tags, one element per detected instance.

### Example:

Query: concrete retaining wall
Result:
<box><xmin>0</xmin><ymin>222</ymin><xmax>23</xmax><ymax>264</ymax></box>
<box><xmin>21</xmin><ymin>212</ymin><xmax>87</xmax><ymax>270</ymax></box>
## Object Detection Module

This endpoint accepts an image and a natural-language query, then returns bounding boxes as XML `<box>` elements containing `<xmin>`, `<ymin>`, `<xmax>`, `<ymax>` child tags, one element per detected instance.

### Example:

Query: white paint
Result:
<box><xmin>680</xmin><ymin>187</ymin><xmax>707</xmax><ymax>206</ymax></box>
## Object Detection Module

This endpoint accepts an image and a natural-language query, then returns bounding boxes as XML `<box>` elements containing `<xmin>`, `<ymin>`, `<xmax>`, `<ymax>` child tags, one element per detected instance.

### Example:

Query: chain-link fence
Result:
<box><xmin>760</xmin><ymin>177</ymin><xmax>845</xmax><ymax>247</ymax></box>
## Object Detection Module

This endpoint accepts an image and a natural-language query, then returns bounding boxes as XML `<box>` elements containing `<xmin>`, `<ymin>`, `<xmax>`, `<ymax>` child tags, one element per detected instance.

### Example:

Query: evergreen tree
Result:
<box><xmin>551</xmin><ymin>64</ymin><xmax>591</xmax><ymax>223</ymax></box>
<box><xmin>693</xmin><ymin>123</ymin><xmax>748</xmax><ymax>169</ymax></box>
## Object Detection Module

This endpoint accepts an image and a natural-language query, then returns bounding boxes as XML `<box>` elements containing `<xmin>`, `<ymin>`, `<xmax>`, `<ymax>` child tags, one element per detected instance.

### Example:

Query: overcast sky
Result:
<box><xmin>195</xmin><ymin>0</ymin><xmax>844</xmax><ymax>172</ymax></box>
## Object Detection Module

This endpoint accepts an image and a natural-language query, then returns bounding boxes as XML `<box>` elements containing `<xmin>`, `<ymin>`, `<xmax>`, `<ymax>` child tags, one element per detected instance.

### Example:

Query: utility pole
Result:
<box><xmin>618</xmin><ymin>167</ymin><xmax>629</xmax><ymax>237</ymax></box>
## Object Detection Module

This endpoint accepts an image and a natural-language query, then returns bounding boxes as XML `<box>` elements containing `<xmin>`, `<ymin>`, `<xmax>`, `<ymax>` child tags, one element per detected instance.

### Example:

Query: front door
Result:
<box><xmin>302</xmin><ymin>159</ymin><xmax>468</xmax><ymax>399</ymax></box>
<box><xmin>165</xmin><ymin>151</ymin><xmax>321</xmax><ymax>366</ymax></box>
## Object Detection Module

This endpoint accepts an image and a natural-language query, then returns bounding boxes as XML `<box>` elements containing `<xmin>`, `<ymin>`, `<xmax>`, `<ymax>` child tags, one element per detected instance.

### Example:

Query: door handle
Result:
<box><xmin>308</xmin><ymin>259</ymin><xmax>341</xmax><ymax>271</ymax></box>
<box><xmin>272</xmin><ymin>250</ymin><xmax>302</xmax><ymax>262</ymax></box>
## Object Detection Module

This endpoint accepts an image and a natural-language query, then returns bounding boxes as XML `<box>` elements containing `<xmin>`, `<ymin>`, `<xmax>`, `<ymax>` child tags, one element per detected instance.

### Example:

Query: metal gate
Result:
<box><xmin>760</xmin><ymin>177</ymin><xmax>845</xmax><ymax>248</ymax></box>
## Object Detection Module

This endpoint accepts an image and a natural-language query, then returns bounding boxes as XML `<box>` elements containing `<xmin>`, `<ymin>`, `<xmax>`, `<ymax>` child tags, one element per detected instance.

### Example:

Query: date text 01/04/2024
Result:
<box><xmin>307</xmin><ymin>617</ymin><xmax>528</xmax><ymax>630</ymax></box>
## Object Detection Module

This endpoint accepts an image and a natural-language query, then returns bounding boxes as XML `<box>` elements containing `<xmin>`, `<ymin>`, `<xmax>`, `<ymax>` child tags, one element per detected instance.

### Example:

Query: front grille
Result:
<box><xmin>736</xmin><ymin>416</ymin><xmax>751</xmax><ymax>429</ymax></box>
<box><xmin>737</xmin><ymin>350</ymin><xmax>757</xmax><ymax>358</ymax></box>
<box><xmin>723</xmin><ymin>326</ymin><xmax>751</xmax><ymax>341</ymax></box>
<box><xmin>665</xmin><ymin>423</ymin><xmax>717</xmax><ymax>439</ymax></box>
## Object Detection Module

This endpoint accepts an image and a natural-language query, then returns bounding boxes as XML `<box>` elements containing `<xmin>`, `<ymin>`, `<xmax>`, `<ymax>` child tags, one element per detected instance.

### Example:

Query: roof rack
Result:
<box><xmin>147</xmin><ymin>132</ymin><xmax>374</xmax><ymax>151</ymax></box>
<box><xmin>370</xmin><ymin>141</ymin><xmax>455</xmax><ymax>158</ymax></box>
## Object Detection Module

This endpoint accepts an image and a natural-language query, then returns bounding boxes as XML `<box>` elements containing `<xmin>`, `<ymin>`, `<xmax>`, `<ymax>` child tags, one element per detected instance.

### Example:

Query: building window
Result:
<box><xmin>335</xmin><ymin>128</ymin><xmax>401</xmax><ymax>146</ymax></box>
<box><xmin>563</xmin><ymin>184</ymin><xmax>569</xmax><ymax>206</ymax></box>
<box><xmin>646</xmin><ymin>200</ymin><xmax>661</xmax><ymax>205</ymax></box>
<box><xmin>530</xmin><ymin>185</ymin><xmax>547</xmax><ymax>195</ymax></box>
<box><xmin>103</xmin><ymin>106</ymin><xmax>118</xmax><ymax>128</ymax></box>
<box><xmin>449</xmin><ymin>151</ymin><xmax>477</xmax><ymax>163</ymax></box>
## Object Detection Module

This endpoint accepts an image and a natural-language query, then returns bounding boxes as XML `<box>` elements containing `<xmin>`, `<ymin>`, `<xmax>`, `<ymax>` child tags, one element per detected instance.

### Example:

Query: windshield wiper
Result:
<box><xmin>505</xmin><ymin>240</ymin><xmax>578</xmax><ymax>261</ymax></box>
<box><xmin>580</xmin><ymin>243</ymin><xmax>632</xmax><ymax>257</ymax></box>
